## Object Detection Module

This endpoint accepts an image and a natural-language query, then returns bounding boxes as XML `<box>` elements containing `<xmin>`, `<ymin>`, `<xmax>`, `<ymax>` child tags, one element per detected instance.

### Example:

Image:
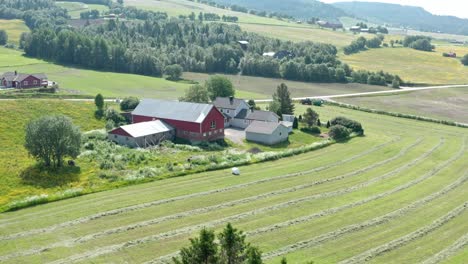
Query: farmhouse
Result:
<box><xmin>350</xmin><ymin>26</ymin><xmax>361</xmax><ymax>33</ymax></box>
<box><xmin>245</xmin><ymin>121</ymin><xmax>289</xmax><ymax>145</ymax></box>
<box><xmin>108</xmin><ymin>120</ymin><xmax>175</xmax><ymax>148</ymax></box>
<box><xmin>1</xmin><ymin>71</ymin><xmax>48</xmax><ymax>88</ymax></box>
<box><xmin>213</xmin><ymin>96</ymin><xmax>250</xmax><ymax>127</ymax></box>
<box><xmin>132</xmin><ymin>99</ymin><xmax>224</xmax><ymax>143</ymax></box>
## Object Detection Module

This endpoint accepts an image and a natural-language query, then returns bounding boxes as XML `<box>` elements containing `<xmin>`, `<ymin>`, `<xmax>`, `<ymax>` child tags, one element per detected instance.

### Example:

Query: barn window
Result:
<box><xmin>209</xmin><ymin>132</ymin><xmax>212</xmax><ymax>136</ymax></box>
<box><xmin>126</xmin><ymin>137</ymin><xmax>129</xmax><ymax>141</ymax></box>
<box><xmin>24</xmin><ymin>81</ymin><xmax>28</xmax><ymax>85</ymax></box>
<box><xmin>210</xmin><ymin>120</ymin><xmax>216</xmax><ymax>129</ymax></box>
<box><xmin>114</xmin><ymin>135</ymin><xmax>117</xmax><ymax>139</ymax></box>
<box><xmin>226</xmin><ymin>110</ymin><xmax>230</xmax><ymax>114</ymax></box>
<box><xmin>203</xmin><ymin>133</ymin><xmax>207</xmax><ymax>137</ymax></box>
<box><xmin>33</xmin><ymin>80</ymin><xmax>37</xmax><ymax>85</ymax></box>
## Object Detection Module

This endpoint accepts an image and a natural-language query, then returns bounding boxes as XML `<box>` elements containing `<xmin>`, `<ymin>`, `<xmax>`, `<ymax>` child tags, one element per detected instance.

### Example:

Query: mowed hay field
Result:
<box><xmin>338</xmin><ymin>87</ymin><xmax>468</xmax><ymax>124</ymax></box>
<box><xmin>0</xmin><ymin>19</ymin><xmax>29</xmax><ymax>45</ymax></box>
<box><xmin>0</xmin><ymin>105</ymin><xmax>466</xmax><ymax>263</ymax></box>
<box><xmin>340</xmin><ymin>46</ymin><xmax>468</xmax><ymax>85</ymax></box>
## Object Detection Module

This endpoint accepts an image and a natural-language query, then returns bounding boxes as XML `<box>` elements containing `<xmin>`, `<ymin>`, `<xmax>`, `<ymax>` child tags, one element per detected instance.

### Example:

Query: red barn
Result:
<box><xmin>132</xmin><ymin>99</ymin><xmax>225</xmax><ymax>143</ymax></box>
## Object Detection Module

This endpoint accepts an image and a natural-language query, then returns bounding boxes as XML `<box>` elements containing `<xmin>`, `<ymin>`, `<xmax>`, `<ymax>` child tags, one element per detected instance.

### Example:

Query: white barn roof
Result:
<box><xmin>116</xmin><ymin>120</ymin><xmax>173</xmax><ymax>138</ymax></box>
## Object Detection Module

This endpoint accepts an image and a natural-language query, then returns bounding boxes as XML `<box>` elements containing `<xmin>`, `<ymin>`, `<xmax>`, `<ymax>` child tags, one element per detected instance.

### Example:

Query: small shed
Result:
<box><xmin>280</xmin><ymin>121</ymin><xmax>294</xmax><ymax>133</ymax></box>
<box><xmin>108</xmin><ymin>120</ymin><xmax>175</xmax><ymax>148</ymax></box>
<box><xmin>245</xmin><ymin>121</ymin><xmax>289</xmax><ymax>146</ymax></box>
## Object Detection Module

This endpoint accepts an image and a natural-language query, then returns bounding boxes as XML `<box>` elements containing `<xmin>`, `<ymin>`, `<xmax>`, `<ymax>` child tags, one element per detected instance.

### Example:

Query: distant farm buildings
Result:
<box><xmin>1</xmin><ymin>71</ymin><xmax>48</xmax><ymax>89</ymax></box>
<box><xmin>262</xmin><ymin>50</ymin><xmax>296</xmax><ymax>60</ymax></box>
<box><xmin>317</xmin><ymin>20</ymin><xmax>343</xmax><ymax>29</ymax></box>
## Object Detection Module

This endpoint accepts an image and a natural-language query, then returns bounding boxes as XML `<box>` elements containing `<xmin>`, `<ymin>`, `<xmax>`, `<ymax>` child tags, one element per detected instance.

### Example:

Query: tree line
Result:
<box><xmin>10</xmin><ymin>0</ymin><xmax>402</xmax><ymax>87</ymax></box>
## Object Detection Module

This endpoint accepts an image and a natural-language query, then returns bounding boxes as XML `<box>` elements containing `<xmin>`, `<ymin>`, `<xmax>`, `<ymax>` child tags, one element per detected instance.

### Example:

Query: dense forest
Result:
<box><xmin>4</xmin><ymin>0</ymin><xmax>402</xmax><ymax>86</ymax></box>
<box><xmin>334</xmin><ymin>2</ymin><xmax>468</xmax><ymax>36</ymax></box>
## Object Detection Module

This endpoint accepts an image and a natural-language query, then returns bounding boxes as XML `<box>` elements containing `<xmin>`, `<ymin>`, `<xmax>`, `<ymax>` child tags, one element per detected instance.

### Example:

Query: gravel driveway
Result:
<box><xmin>224</xmin><ymin>128</ymin><xmax>245</xmax><ymax>145</ymax></box>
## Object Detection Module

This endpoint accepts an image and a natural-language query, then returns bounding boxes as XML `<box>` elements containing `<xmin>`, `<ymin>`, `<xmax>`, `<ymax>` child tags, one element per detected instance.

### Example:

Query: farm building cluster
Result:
<box><xmin>108</xmin><ymin>97</ymin><xmax>292</xmax><ymax>148</ymax></box>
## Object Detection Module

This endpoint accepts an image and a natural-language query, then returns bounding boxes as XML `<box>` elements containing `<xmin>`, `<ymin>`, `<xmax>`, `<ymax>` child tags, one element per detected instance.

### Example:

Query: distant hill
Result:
<box><xmin>334</xmin><ymin>1</ymin><xmax>468</xmax><ymax>36</ymax></box>
<box><xmin>209</xmin><ymin>0</ymin><xmax>346</xmax><ymax>21</ymax></box>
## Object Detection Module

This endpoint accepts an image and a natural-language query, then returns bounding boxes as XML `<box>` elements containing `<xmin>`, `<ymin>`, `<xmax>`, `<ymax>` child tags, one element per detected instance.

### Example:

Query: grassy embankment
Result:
<box><xmin>0</xmin><ymin>103</ymin><xmax>466</xmax><ymax>263</ymax></box>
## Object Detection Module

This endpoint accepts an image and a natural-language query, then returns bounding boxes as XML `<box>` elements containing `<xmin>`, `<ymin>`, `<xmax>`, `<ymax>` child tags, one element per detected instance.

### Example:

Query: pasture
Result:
<box><xmin>0</xmin><ymin>19</ymin><xmax>29</xmax><ymax>45</ymax></box>
<box><xmin>183</xmin><ymin>72</ymin><xmax>391</xmax><ymax>99</ymax></box>
<box><xmin>337</xmin><ymin>87</ymin><xmax>468</xmax><ymax>124</ymax></box>
<box><xmin>340</xmin><ymin>46</ymin><xmax>468</xmax><ymax>85</ymax></box>
<box><xmin>0</xmin><ymin>104</ymin><xmax>466</xmax><ymax>263</ymax></box>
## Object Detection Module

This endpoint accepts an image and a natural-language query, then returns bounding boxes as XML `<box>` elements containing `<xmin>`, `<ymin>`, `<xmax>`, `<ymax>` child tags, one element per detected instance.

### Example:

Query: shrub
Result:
<box><xmin>461</xmin><ymin>54</ymin><xmax>468</xmax><ymax>66</ymax></box>
<box><xmin>300</xmin><ymin>126</ymin><xmax>321</xmax><ymax>134</ymax></box>
<box><xmin>330</xmin><ymin>116</ymin><xmax>364</xmax><ymax>135</ymax></box>
<box><xmin>120</xmin><ymin>97</ymin><xmax>139</xmax><ymax>111</ymax></box>
<box><xmin>329</xmin><ymin>125</ymin><xmax>350</xmax><ymax>140</ymax></box>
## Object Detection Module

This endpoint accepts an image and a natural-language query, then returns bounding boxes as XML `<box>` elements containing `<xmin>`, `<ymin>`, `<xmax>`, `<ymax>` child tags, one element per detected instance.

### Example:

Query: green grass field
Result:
<box><xmin>2</xmin><ymin>47</ymin><xmax>391</xmax><ymax>99</ymax></box>
<box><xmin>340</xmin><ymin>46</ymin><xmax>468</xmax><ymax>85</ymax></box>
<box><xmin>55</xmin><ymin>1</ymin><xmax>109</xmax><ymax>19</ymax></box>
<box><xmin>0</xmin><ymin>19</ymin><xmax>29</xmax><ymax>45</ymax></box>
<box><xmin>0</xmin><ymin>100</ymin><xmax>105</xmax><ymax>207</ymax></box>
<box><xmin>184</xmin><ymin>72</ymin><xmax>391</xmax><ymax>99</ymax></box>
<box><xmin>0</xmin><ymin>103</ymin><xmax>466</xmax><ymax>263</ymax></box>
<box><xmin>338</xmin><ymin>87</ymin><xmax>468</xmax><ymax>124</ymax></box>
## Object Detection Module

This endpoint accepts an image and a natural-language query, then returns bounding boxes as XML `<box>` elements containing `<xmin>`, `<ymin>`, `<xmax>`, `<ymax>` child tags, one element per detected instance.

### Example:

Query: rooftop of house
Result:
<box><xmin>112</xmin><ymin>120</ymin><xmax>174</xmax><ymax>138</ymax></box>
<box><xmin>213</xmin><ymin>97</ymin><xmax>247</xmax><ymax>110</ymax></box>
<box><xmin>1</xmin><ymin>72</ymin><xmax>47</xmax><ymax>82</ymax></box>
<box><xmin>246</xmin><ymin>121</ymin><xmax>285</xmax><ymax>135</ymax></box>
<box><xmin>235</xmin><ymin>109</ymin><xmax>279</xmax><ymax>121</ymax></box>
<box><xmin>132</xmin><ymin>99</ymin><xmax>216</xmax><ymax>123</ymax></box>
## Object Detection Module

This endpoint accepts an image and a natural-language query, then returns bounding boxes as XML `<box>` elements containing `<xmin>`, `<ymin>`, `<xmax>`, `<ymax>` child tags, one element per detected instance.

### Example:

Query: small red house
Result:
<box><xmin>132</xmin><ymin>99</ymin><xmax>225</xmax><ymax>142</ymax></box>
<box><xmin>1</xmin><ymin>72</ymin><xmax>47</xmax><ymax>88</ymax></box>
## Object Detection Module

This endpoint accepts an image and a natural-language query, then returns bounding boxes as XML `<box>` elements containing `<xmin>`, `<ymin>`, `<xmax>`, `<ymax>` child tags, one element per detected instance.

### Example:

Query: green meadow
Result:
<box><xmin>0</xmin><ymin>19</ymin><xmax>29</xmax><ymax>45</ymax></box>
<box><xmin>0</xmin><ymin>103</ymin><xmax>465</xmax><ymax>263</ymax></box>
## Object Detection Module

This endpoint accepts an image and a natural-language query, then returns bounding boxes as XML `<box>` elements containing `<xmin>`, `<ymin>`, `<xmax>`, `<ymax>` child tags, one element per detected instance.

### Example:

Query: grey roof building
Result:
<box><xmin>132</xmin><ymin>99</ymin><xmax>215</xmax><ymax>123</ymax></box>
<box><xmin>245</xmin><ymin>121</ymin><xmax>289</xmax><ymax>145</ymax></box>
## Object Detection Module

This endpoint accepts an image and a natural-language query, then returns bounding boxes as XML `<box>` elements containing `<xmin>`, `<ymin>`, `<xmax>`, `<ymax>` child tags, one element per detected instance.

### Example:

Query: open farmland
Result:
<box><xmin>340</xmin><ymin>46</ymin><xmax>468</xmax><ymax>85</ymax></box>
<box><xmin>0</xmin><ymin>104</ymin><xmax>466</xmax><ymax>263</ymax></box>
<box><xmin>183</xmin><ymin>72</ymin><xmax>391</xmax><ymax>99</ymax></box>
<box><xmin>0</xmin><ymin>19</ymin><xmax>29</xmax><ymax>45</ymax></box>
<box><xmin>55</xmin><ymin>1</ymin><xmax>109</xmax><ymax>19</ymax></box>
<box><xmin>338</xmin><ymin>87</ymin><xmax>468</xmax><ymax>124</ymax></box>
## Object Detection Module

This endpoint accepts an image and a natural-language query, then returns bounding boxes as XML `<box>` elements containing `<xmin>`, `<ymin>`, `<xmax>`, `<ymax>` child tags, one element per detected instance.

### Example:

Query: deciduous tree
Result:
<box><xmin>303</xmin><ymin>108</ymin><xmax>319</xmax><ymax>128</ymax></box>
<box><xmin>180</xmin><ymin>84</ymin><xmax>210</xmax><ymax>103</ymax></box>
<box><xmin>24</xmin><ymin>115</ymin><xmax>81</xmax><ymax>169</ymax></box>
<box><xmin>206</xmin><ymin>75</ymin><xmax>235</xmax><ymax>100</ymax></box>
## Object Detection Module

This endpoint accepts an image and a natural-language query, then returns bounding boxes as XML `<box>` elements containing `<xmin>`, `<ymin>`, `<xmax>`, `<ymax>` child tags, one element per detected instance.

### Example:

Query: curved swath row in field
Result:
<box><xmin>421</xmin><ymin>233</ymin><xmax>468</xmax><ymax>264</ymax></box>
<box><xmin>262</xmin><ymin>139</ymin><xmax>466</xmax><ymax>259</ymax></box>
<box><xmin>150</xmin><ymin>139</ymin><xmax>465</xmax><ymax>264</ymax></box>
<box><xmin>2</xmin><ymin>137</ymin><xmax>391</xmax><ymax>227</ymax></box>
<box><xmin>34</xmin><ymin>138</ymin><xmax>446</xmax><ymax>264</ymax></box>
<box><xmin>0</xmin><ymin>138</ymin><xmax>399</xmax><ymax>240</ymax></box>
<box><xmin>1</xmin><ymin>137</ymin><xmax>400</xmax><ymax>229</ymax></box>
<box><xmin>0</xmin><ymin>138</ymin><xmax>424</xmax><ymax>262</ymax></box>
<box><xmin>339</xmin><ymin>201</ymin><xmax>468</xmax><ymax>264</ymax></box>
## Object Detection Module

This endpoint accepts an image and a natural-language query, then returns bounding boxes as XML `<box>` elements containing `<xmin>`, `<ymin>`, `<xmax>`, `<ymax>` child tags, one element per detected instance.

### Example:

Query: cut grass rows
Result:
<box><xmin>263</xmin><ymin>170</ymin><xmax>467</xmax><ymax>260</ymax></box>
<box><xmin>261</xmin><ymin>138</ymin><xmax>466</xmax><ymax>260</ymax></box>
<box><xmin>87</xmin><ymin>135</ymin><xmax>464</xmax><ymax>262</ymax></box>
<box><xmin>0</xmin><ymin>137</ymin><xmax>415</xmax><ymax>261</ymax></box>
<box><xmin>340</xmin><ymin>200</ymin><xmax>468</xmax><ymax>264</ymax></box>
<box><xmin>14</xmin><ymin>137</ymin><xmax>445</xmax><ymax>263</ymax></box>
<box><xmin>0</xmin><ymin>137</ymin><xmax>398</xmax><ymax>240</ymax></box>
<box><xmin>421</xmin><ymin>233</ymin><xmax>468</xmax><ymax>264</ymax></box>
<box><xmin>0</xmin><ymin>134</ymin><xmax>387</xmax><ymax>229</ymax></box>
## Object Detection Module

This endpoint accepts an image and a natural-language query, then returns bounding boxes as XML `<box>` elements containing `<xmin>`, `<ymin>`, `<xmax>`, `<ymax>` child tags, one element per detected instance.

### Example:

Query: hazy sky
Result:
<box><xmin>320</xmin><ymin>0</ymin><xmax>468</xmax><ymax>19</ymax></box>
